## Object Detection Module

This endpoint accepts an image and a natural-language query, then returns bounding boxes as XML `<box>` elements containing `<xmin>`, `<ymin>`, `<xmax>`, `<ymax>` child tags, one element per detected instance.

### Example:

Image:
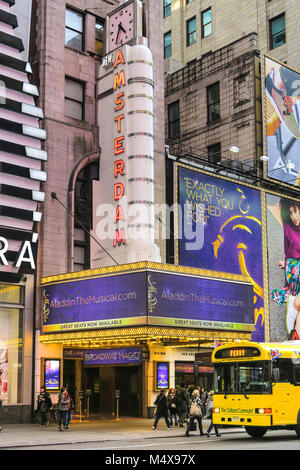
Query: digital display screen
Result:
<box><xmin>44</xmin><ymin>359</ymin><xmax>60</xmax><ymax>391</ymax></box>
<box><xmin>156</xmin><ymin>362</ymin><xmax>170</xmax><ymax>390</ymax></box>
<box><xmin>215</xmin><ymin>347</ymin><xmax>261</xmax><ymax>359</ymax></box>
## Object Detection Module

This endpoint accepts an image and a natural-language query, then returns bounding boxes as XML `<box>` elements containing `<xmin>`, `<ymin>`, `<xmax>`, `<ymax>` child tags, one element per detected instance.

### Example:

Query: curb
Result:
<box><xmin>0</xmin><ymin>428</ymin><xmax>245</xmax><ymax>449</ymax></box>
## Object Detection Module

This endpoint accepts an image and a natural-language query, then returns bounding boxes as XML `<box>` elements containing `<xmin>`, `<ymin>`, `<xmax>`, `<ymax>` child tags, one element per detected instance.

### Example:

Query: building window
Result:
<box><xmin>168</xmin><ymin>101</ymin><xmax>180</xmax><ymax>138</ymax></box>
<box><xmin>164</xmin><ymin>0</ymin><xmax>172</xmax><ymax>18</ymax></box>
<box><xmin>164</xmin><ymin>31</ymin><xmax>172</xmax><ymax>59</ymax></box>
<box><xmin>65</xmin><ymin>77</ymin><xmax>84</xmax><ymax>120</ymax></box>
<box><xmin>207</xmin><ymin>82</ymin><xmax>220</xmax><ymax>123</ymax></box>
<box><xmin>186</xmin><ymin>0</ymin><xmax>195</xmax><ymax>4</ymax></box>
<box><xmin>207</xmin><ymin>142</ymin><xmax>221</xmax><ymax>164</ymax></box>
<box><xmin>0</xmin><ymin>284</ymin><xmax>24</xmax><ymax>405</ymax></box>
<box><xmin>95</xmin><ymin>18</ymin><xmax>105</xmax><ymax>56</ymax></box>
<box><xmin>202</xmin><ymin>7</ymin><xmax>212</xmax><ymax>38</ymax></box>
<box><xmin>65</xmin><ymin>7</ymin><xmax>84</xmax><ymax>51</ymax></box>
<box><xmin>270</xmin><ymin>13</ymin><xmax>286</xmax><ymax>49</ymax></box>
<box><xmin>74</xmin><ymin>161</ymin><xmax>99</xmax><ymax>272</ymax></box>
<box><xmin>187</xmin><ymin>17</ymin><xmax>197</xmax><ymax>47</ymax></box>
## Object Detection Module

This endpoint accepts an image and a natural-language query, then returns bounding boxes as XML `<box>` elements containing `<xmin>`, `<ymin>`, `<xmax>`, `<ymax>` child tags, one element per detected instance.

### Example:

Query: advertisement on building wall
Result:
<box><xmin>41</xmin><ymin>271</ymin><xmax>147</xmax><ymax>332</ymax></box>
<box><xmin>263</xmin><ymin>55</ymin><xmax>300</xmax><ymax>186</ymax></box>
<box><xmin>175</xmin><ymin>164</ymin><xmax>265</xmax><ymax>341</ymax></box>
<box><xmin>41</xmin><ymin>264</ymin><xmax>255</xmax><ymax>334</ymax></box>
<box><xmin>267</xmin><ymin>193</ymin><xmax>300</xmax><ymax>340</ymax></box>
<box><xmin>44</xmin><ymin>359</ymin><xmax>60</xmax><ymax>392</ymax></box>
<box><xmin>147</xmin><ymin>271</ymin><xmax>254</xmax><ymax>332</ymax></box>
<box><xmin>0</xmin><ymin>347</ymin><xmax>8</xmax><ymax>402</ymax></box>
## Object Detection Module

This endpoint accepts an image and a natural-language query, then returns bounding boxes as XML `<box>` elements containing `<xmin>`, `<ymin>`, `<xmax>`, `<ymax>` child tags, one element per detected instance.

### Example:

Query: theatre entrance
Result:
<box><xmin>83</xmin><ymin>365</ymin><xmax>141</xmax><ymax>417</ymax></box>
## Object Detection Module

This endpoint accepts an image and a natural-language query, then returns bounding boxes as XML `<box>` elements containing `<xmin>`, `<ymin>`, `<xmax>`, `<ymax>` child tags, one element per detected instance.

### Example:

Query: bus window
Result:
<box><xmin>294</xmin><ymin>365</ymin><xmax>300</xmax><ymax>384</ymax></box>
<box><xmin>272</xmin><ymin>358</ymin><xmax>293</xmax><ymax>383</ymax></box>
<box><xmin>214</xmin><ymin>362</ymin><xmax>271</xmax><ymax>394</ymax></box>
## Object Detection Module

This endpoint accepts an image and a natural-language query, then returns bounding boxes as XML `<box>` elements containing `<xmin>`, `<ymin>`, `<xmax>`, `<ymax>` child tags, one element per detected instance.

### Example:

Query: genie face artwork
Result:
<box><xmin>177</xmin><ymin>165</ymin><xmax>264</xmax><ymax>341</ymax></box>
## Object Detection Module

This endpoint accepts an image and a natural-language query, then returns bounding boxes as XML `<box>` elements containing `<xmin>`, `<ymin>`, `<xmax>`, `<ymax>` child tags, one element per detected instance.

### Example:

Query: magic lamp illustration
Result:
<box><xmin>212</xmin><ymin>188</ymin><xmax>264</xmax><ymax>327</ymax></box>
<box><xmin>42</xmin><ymin>289</ymin><xmax>50</xmax><ymax>323</ymax></box>
<box><xmin>148</xmin><ymin>275</ymin><xmax>158</xmax><ymax>313</ymax></box>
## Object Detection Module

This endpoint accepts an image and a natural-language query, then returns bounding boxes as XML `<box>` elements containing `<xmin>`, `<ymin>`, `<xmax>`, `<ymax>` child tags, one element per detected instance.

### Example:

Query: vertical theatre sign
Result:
<box><xmin>96</xmin><ymin>43</ymin><xmax>160</xmax><ymax>265</ymax></box>
<box><xmin>113</xmin><ymin>49</ymin><xmax>127</xmax><ymax>247</ymax></box>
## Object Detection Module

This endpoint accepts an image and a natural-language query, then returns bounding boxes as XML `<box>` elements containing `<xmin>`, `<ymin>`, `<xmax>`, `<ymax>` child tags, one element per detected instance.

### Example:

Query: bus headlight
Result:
<box><xmin>213</xmin><ymin>407</ymin><xmax>220</xmax><ymax>413</ymax></box>
<box><xmin>255</xmin><ymin>408</ymin><xmax>272</xmax><ymax>414</ymax></box>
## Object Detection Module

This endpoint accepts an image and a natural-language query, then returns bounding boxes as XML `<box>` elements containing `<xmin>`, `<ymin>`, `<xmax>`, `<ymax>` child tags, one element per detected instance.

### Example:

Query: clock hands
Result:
<box><xmin>116</xmin><ymin>21</ymin><xmax>127</xmax><ymax>44</ymax></box>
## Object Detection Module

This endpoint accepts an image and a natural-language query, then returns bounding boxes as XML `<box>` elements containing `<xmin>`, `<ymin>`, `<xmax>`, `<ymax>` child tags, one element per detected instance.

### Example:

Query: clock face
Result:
<box><xmin>109</xmin><ymin>1</ymin><xmax>135</xmax><ymax>51</ymax></box>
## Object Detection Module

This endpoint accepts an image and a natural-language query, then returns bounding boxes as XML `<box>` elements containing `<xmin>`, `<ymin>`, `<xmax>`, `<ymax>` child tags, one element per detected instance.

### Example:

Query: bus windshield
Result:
<box><xmin>214</xmin><ymin>361</ymin><xmax>271</xmax><ymax>394</ymax></box>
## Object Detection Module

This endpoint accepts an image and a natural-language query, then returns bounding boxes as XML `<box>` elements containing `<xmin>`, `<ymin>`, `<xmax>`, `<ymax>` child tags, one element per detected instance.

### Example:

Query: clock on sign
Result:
<box><xmin>109</xmin><ymin>0</ymin><xmax>135</xmax><ymax>51</ymax></box>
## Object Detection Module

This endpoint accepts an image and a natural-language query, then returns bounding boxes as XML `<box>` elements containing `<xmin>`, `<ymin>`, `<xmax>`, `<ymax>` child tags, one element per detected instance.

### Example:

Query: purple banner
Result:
<box><xmin>83</xmin><ymin>348</ymin><xmax>142</xmax><ymax>365</ymax></box>
<box><xmin>147</xmin><ymin>271</ymin><xmax>254</xmax><ymax>330</ymax></box>
<box><xmin>177</xmin><ymin>165</ymin><xmax>264</xmax><ymax>341</ymax></box>
<box><xmin>42</xmin><ymin>272</ymin><xmax>147</xmax><ymax>332</ymax></box>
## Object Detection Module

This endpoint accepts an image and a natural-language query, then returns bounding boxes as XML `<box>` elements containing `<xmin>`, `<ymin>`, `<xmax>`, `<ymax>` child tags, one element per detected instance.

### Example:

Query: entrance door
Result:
<box><xmin>84</xmin><ymin>367</ymin><xmax>100</xmax><ymax>415</ymax></box>
<box><xmin>115</xmin><ymin>366</ymin><xmax>140</xmax><ymax>417</ymax></box>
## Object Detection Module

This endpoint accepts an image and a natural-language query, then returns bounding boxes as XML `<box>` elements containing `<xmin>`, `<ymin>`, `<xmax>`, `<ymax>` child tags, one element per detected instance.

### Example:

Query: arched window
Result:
<box><xmin>73</xmin><ymin>161</ymin><xmax>99</xmax><ymax>271</ymax></box>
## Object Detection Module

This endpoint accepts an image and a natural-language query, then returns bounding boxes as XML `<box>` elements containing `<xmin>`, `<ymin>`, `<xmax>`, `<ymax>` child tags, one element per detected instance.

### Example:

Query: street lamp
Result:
<box><xmin>259</xmin><ymin>155</ymin><xmax>296</xmax><ymax>172</ymax></box>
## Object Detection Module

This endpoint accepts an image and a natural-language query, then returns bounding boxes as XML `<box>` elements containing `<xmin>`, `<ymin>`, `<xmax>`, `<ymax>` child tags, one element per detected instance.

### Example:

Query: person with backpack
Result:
<box><xmin>185</xmin><ymin>389</ymin><xmax>205</xmax><ymax>437</ymax></box>
<box><xmin>175</xmin><ymin>384</ymin><xmax>189</xmax><ymax>427</ymax></box>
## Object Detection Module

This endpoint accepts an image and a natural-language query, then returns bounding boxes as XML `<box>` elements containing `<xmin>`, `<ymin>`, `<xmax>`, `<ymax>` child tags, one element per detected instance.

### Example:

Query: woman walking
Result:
<box><xmin>205</xmin><ymin>390</ymin><xmax>221</xmax><ymax>437</ymax></box>
<box><xmin>185</xmin><ymin>390</ymin><xmax>205</xmax><ymax>437</ymax></box>
<box><xmin>57</xmin><ymin>387</ymin><xmax>70</xmax><ymax>432</ymax></box>
<box><xmin>167</xmin><ymin>388</ymin><xmax>178</xmax><ymax>426</ymax></box>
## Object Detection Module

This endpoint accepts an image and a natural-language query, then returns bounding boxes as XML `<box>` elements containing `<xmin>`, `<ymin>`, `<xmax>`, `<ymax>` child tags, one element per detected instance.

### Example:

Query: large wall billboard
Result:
<box><xmin>175</xmin><ymin>164</ymin><xmax>265</xmax><ymax>341</ymax></box>
<box><xmin>267</xmin><ymin>194</ymin><xmax>300</xmax><ymax>340</ymax></box>
<box><xmin>263</xmin><ymin>55</ymin><xmax>300</xmax><ymax>185</ymax></box>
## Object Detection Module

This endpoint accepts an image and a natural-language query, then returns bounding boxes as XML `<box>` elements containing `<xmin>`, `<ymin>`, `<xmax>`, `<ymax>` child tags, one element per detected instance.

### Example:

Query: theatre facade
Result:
<box><xmin>38</xmin><ymin>261</ymin><xmax>254</xmax><ymax>417</ymax></box>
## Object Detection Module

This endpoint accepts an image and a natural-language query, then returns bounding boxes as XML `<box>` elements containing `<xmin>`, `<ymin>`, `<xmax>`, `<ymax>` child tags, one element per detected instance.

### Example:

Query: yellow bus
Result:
<box><xmin>211</xmin><ymin>340</ymin><xmax>300</xmax><ymax>438</ymax></box>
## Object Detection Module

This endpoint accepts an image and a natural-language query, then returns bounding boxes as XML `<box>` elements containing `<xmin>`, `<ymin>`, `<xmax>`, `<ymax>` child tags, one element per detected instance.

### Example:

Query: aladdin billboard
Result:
<box><xmin>175</xmin><ymin>163</ymin><xmax>265</xmax><ymax>342</ymax></box>
<box><xmin>41</xmin><ymin>264</ymin><xmax>254</xmax><ymax>334</ymax></box>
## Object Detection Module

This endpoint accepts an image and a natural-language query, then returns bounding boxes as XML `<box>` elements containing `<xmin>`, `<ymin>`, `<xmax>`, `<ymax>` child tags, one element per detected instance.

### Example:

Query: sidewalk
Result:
<box><xmin>0</xmin><ymin>417</ymin><xmax>245</xmax><ymax>449</ymax></box>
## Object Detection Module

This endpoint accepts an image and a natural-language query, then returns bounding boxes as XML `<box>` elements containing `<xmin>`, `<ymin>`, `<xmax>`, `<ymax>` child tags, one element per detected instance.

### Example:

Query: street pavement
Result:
<box><xmin>0</xmin><ymin>417</ymin><xmax>244</xmax><ymax>449</ymax></box>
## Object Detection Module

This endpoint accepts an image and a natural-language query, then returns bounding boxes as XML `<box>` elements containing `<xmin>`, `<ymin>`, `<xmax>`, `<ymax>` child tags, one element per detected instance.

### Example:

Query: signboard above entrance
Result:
<box><xmin>83</xmin><ymin>347</ymin><xmax>142</xmax><ymax>365</ymax></box>
<box><xmin>41</xmin><ymin>263</ymin><xmax>254</xmax><ymax>334</ymax></box>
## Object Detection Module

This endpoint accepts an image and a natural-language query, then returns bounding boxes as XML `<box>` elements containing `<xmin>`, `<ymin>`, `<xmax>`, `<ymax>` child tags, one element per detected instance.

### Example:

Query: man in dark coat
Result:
<box><xmin>175</xmin><ymin>384</ymin><xmax>189</xmax><ymax>427</ymax></box>
<box><xmin>37</xmin><ymin>385</ymin><xmax>52</xmax><ymax>427</ymax></box>
<box><xmin>152</xmin><ymin>389</ymin><xmax>172</xmax><ymax>430</ymax></box>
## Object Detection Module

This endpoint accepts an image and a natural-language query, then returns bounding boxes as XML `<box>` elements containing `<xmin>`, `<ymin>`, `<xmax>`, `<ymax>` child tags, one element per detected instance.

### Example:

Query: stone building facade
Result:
<box><xmin>164</xmin><ymin>0</ymin><xmax>300</xmax><ymax>71</ymax></box>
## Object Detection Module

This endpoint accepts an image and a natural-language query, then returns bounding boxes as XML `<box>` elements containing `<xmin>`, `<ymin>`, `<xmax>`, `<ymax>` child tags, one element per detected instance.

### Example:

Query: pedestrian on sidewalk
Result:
<box><xmin>174</xmin><ymin>384</ymin><xmax>189</xmax><ymax>427</ymax></box>
<box><xmin>57</xmin><ymin>387</ymin><xmax>70</xmax><ymax>432</ymax></box>
<box><xmin>153</xmin><ymin>389</ymin><xmax>172</xmax><ymax>430</ymax></box>
<box><xmin>37</xmin><ymin>385</ymin><xmax>52</xmax><ymax>427</ymax></box>
<box><xmin>185</xmin><ymin>389</ymin><xmax>205</xmax><ymax>437</ymax></box>
<box><xmin>200</xmin><ymin>387</ymin><xmax>209</xmax><ymax>417</ymax></box>
<box><xmin>66</xmin><ymin>389</ymin><xmax>74</xmax><ymax>430</ymax></box>
<box><xmin>167</xmin><ymin>388</ymin><xmax>178</xmax><ymax>426</ymax></box>
<box><xmin>205</xmin><ymin>390</ymin><xmax>221</xmax><ymax>437</ymax></box>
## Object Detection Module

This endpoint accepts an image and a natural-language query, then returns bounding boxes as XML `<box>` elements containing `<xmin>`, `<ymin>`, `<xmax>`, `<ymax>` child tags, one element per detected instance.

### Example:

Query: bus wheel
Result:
<box><xmin>245</xmin><ymin>426</ymin><xmax>267</xmax><ymax>438</ymax></box>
